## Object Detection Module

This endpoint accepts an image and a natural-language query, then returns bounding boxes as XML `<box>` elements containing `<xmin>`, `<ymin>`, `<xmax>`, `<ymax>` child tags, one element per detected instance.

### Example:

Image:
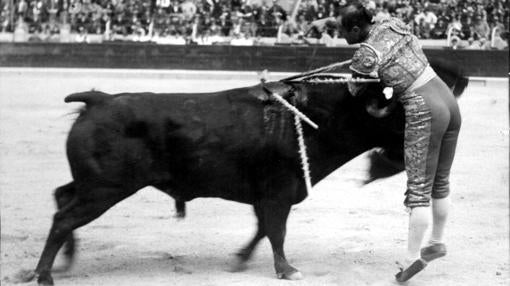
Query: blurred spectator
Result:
<box><xmin>318</xmin><ymin>28</ymin><xmax>336</xmax><ymax>46</ymax></box>
<box><xmin>302</xmin><ymin>0</ymin><xmax>318</xmax><ymax>22</ymax></box>
<box><xmin>1</xmin><ymin>2</ymin><xmax>12</xmax><ymax>32</ymax></box>
<box><xmin>239</xmin><ymin>1</ymin><xmax>257</xmax><ymax>36</ymax></box>
<box><xmin>471</xmin><ymin>14</ymin><xmax>490</xmax><ymax>39</ymax></box>
<box><xmin>414</xmin><ymin>7</ymin><xmax>437</xmax><ymax>38</ymax></box>
<box><xmin>373</xmin><ymin>4</ymin><xmax>391</xmax><ymax>22</ymax></box>
<box><xmin>181</xmin><ymin>0</ymin><xmax>197</xmax><ymax>21</ymax></box>
<box><xmin>156</xmin><ymin>0</ymin><xmax>171</xmax><ymax>10</ymax></box>
<box><xmin>466</xmin><ymin>36</ymin><xmax>482</xmax><ymax>49</ymax></box>
<box><xmin>268</xmin><ymin>0</ymin><xmax>286</xmax><ymax>22</ymax></box>
<box><xmin>478</xmin><ymin>37</ymin><xmax>491</xmax><ymax>49</ymax></box>
<box><xmin>76</xmin><ymin>12</ymin><xmax>90</xmax><ymax>33</ymax></box>
<box><xmin>277</xmin><ymin>16</ymin><xmax>297</xmax><ymax>42</ymax></box>
<box><xmin>448</xmin><ymin>14</ymin><xmax>463</xmax><ymax>32</ymax></box>
<box><xmin>218</xmin><ymin>5</ymin><xmax>232</xmax><ymax>36</ymax></box>
<box><xmin>449</xmin><ymin>35</ymin><xmax>462</xmax><ymax>49</ymax></box>
<box><xmin>423</xmin><ymin>8</ymin><xmax>438</xmax><ymax>29</ymax></box>
<box><xmin>17</xmin><ymin>0</ymin><xmax>29</xmax><ymax>20</ymax></box>
<box><xmin>231</xmin><ymin>30</ymin><xmax>254</xmax><ymax>45</ymax></box>
<box><xmin>152</xmin><ymin>7</ymin><xmax>167</xmax><ymax>36</ymax></box>
<box><xmin>315</xmin><ymin>4</ymin><xmax>326</xmax><ymax>20</ymax></box>
<box><xmin>460</xmin><ymin>13</ymin><xmax>472</xmax><ymax>39</ymax></box>
<box><xmin>111</xmin><ymin>11</ymin><xmax>127</xmax><ymax>36</ymax></box>
<box><xmin>255</xmin><ymin>2</ymin><xmax>276</xmax><ymax>37</ymax></box>
<box><xmin>394</xmin><ymin>0</ymin><xmax>413</xmax><ymax>22</ymax></box>
<box><xmin>490</xmin><ymin>16</ymin><xmax>505</xmax><ymax>32</ymax></box>
<box><xmin>68</xmin><ymin>0</ymin><xmax>81</xmax><ymax>16</ymax></box>
<box><xmin>168</xmin><ymin>0</ymin><xmax>181</xmax><ymax>15</ymax></box>
<box><xmin>414</xmin><ymin>6</ymin><xmax>427</xmax><ymax>25</ymax></box>
<box><xmin>131</xmin><ymin>17</ymin><xmax>146</xmax><ymax>39</ymax></box>
<box><xmin>490</xmin><ymin>28</ymin><xmax>508</xmax><ymax>49</ymax></box>
<box><xmin>75</xmin><ymin>25</ymin><xmax>89</xmax><ymax>42</ymax></box>
<box><xmin>295</xmin><ymin>13</ymin><xmax>310</xmax><ymax>34</ymax></box>
<box><xmin>430</xmin><ymin>18</ymin><xmax>448</xmax><ymax>38</ymax></box>
<box><xmin>327</xmin><ymin>3</ymin><xmax>336</xmax><ymax>18</ymax></box>
<box><xmin>0</xmin><ymin>0</ymin><xmax>507</xmax><ymax>49</ymax></box>
<box><xmin>364</xmin><ymin>0</ymin><xmax>376</xmax><ymax>14</ymax></box>
<box><xmin>230</xmin><ymin>12</ymin><xmax>242</xmax><ymax>35</ymax></box>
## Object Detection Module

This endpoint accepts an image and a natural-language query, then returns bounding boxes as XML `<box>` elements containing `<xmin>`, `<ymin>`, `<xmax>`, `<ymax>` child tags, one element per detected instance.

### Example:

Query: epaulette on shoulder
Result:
<box><xmin>387</xmin><ymin>17</ymin><xmax>411</xmax><ymax>35</ymax></box>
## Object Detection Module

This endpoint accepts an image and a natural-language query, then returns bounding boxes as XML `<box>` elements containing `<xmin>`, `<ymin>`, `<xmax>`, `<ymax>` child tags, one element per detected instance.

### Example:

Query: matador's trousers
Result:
<box><xmin>398</xmin><ymin>76</ymin><xmax>462</xmax><ymax>208</ymax></box>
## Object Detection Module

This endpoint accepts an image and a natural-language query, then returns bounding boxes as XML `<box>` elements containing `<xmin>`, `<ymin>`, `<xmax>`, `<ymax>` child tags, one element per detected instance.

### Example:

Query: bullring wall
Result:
<box><xmin>0</xmin><ymin>42</ymin><xmax>508</xmax><ymax>77</ymax></box>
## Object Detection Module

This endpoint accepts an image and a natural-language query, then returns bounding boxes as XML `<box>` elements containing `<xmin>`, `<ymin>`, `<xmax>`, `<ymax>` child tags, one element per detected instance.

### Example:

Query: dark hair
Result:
<box><xmin>340</xmin><ymin>1</ymin><xmax>373</xmax><ymax>31</ymax></box>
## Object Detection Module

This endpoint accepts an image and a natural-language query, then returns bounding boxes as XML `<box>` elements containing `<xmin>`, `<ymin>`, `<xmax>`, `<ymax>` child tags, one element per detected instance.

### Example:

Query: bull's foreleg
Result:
<box><xmin>231</xmin><ymin>205</ymin><xmax>266</xmax><ymax>272</ymax></box>
<box><xmin>174</xmin><ymin>199</ymin><xmax>186</xmax><ymax>218</ymax></box>
<box><xmin>262</xmin><ymin>200</ymin><xmax>303</xmax><ymax>280</ymax></box>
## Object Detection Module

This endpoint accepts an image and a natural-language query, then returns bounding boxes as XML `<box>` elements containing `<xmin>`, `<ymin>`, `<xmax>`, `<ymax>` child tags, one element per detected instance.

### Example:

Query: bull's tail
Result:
<box><xmin>65</xmin><ymin>90</ymin><xmax>113</xmax><ymax>105</ymax></box>
<box><xmin>429</xmin><ymin>59</ymin><xmax>469</xmax><ymax>98</ymax></box>
<box><xmin>452</xmin><ymin>76</ymin><xmax>469</xmax><ymax>98</ymax></box>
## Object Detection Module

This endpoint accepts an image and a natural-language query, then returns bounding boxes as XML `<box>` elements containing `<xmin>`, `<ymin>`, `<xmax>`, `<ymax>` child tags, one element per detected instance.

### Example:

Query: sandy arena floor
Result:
<box><xmin>0</xmin><ymin>68</ymin><xmax>508</xmax><ymax>286</ymax></box>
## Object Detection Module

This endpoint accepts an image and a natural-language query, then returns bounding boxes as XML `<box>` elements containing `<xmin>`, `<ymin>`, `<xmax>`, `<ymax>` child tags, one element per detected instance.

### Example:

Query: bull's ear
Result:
<box><xmin>258</xmin><ymin>69</ymin><xmax>269</xmax><ymax>83</ymax></box>
<box><xmin>290</xmin><ymin>88</ymin><xmax>307</xmax><ymax>106</ymax></box>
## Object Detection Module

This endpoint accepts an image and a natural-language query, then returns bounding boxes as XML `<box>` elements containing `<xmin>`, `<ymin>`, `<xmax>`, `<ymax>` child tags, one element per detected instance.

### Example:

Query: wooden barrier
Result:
<box><xmin>0</xmin><ymin>42</ymin><xmax>508</xmax><ymax>77</ymax></box>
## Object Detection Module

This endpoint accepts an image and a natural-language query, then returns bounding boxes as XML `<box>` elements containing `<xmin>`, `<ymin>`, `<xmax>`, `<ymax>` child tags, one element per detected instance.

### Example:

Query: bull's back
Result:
<box><xmin>65</xmin><ymin>88</ymin><xmax>299</xmax><ymax>203</ymax></box>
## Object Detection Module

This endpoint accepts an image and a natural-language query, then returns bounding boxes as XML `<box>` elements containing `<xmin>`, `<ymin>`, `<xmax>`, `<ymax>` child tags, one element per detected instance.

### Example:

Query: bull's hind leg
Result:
<box><xmin>35</xmin><ymin>186</ymin><xmax>130</xmax><ymax>286</ymax></box>
<box><xmin>261</xmin><ymin>199</ymin><xmax>302</xmax><ymax>280</ymax></box>
<box><xmin>53</xmin><ymin>182</ymin><xmax>77</xmax><ymax>271</ymax></box>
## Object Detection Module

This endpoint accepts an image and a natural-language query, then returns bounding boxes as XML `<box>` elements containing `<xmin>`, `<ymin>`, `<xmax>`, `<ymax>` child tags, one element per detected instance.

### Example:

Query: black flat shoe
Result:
<box><xmin>395</xmin><ymin>258</ymin><xmax>427</xmax><ymax>283</ymax></box>
<box><xmin>421</xmin><ymin>243</ymin><xmax>447</xmax><ymax>262</ymax></box>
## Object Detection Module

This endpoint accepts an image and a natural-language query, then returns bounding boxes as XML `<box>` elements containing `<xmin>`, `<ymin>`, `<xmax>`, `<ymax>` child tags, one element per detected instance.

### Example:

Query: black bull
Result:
<box><xmin>27</xmin><ymin>62</ymin><xmax>467</xmax><ymax>285</ymax></box>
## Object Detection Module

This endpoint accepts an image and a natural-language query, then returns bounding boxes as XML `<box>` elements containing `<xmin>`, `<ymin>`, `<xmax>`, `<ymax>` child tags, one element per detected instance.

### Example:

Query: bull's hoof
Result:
<box><xmin>10</xmin><ymin>269</ymin><xmax>36</xmax><ymax>283</ymax></box>
<box><xmin>276</xmin><ymin>269</ymin><xmax>303</xmax><ymax>280</ymax></box>
<box><xmin>228</xmin><ymin>257</ymin><xmax>248</xmax><ymax>273</ymax></box>
<box><xmin>37</xmin><ymin>271</ymin><xmax>54</xmax><ymax>286</ymax></box>
<box><xmin>38</xmin><ymin>280</ymin><xmax>54</xmax><ymax>286</ymax></box>
<box><xmin>174</xmin><ymin>210</ymin><xmax>186</xmax><ymax>220</ymax></box>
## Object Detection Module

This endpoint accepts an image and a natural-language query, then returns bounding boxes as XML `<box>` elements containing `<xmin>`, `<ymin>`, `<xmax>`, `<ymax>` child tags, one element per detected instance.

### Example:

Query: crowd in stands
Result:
<box><xmin>0</xmin><ymin>0</ymin><xmax>508</xmax><ymax>48</ymax></box>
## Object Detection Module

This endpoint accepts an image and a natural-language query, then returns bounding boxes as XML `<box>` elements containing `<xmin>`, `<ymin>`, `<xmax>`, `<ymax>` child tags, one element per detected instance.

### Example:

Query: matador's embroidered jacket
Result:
<box><xmin>348</xmin><ymin>17</ymin><xmax>429</xmax><ymax>95</ymax></box>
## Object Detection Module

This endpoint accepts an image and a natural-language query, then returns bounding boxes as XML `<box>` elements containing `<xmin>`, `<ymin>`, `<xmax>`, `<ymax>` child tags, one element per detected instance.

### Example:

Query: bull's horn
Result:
<box><xmin>365</xmin><ymin>97</ymin><xmax>397</xmax><ymax>118</ymax></box>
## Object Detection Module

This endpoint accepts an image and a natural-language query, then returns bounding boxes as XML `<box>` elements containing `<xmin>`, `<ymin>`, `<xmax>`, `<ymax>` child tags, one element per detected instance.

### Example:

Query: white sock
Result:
<box><xmin>429</xmin><ymin>197</ymin><xmax>450</xmax><ymax>245</ymax></box>
<box><xmin>406</xmin><ymin>206</ymin><xmax>430</xmax><ymax>263</ymax></box>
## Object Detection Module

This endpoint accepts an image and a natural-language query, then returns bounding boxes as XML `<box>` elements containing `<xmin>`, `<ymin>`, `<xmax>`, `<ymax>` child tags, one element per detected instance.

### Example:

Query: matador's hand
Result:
<box><xmin>307</xmin><ymin>17</ymin><xmax>337</xmax><ymax>34</ymax></box>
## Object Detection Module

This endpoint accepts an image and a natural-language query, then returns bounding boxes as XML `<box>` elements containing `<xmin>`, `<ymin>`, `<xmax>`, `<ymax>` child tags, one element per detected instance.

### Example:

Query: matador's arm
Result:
<box><xmin>348</xmin><ymin>44</ymin><xmax>380</xmax><ymax>97</ymax></box>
